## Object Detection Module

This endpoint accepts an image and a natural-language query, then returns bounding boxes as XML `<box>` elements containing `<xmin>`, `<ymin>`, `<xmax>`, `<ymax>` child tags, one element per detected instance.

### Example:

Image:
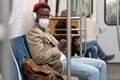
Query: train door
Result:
<box><xmin>97</xmin><ymin>0</ymin><xmax>120</xmax><ymax>62</ymax></box>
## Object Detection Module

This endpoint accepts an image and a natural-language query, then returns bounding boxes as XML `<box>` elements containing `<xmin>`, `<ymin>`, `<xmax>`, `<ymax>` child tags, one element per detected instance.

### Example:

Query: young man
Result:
<box><xmin>72</xmin><ymin>36</ymin><xmax>115</xmax><ymax>61</ymax></box>
<box><xmin>26</xmin><ymin>2</ymin><xmax>106</xmax><ymax>80</ymax></box>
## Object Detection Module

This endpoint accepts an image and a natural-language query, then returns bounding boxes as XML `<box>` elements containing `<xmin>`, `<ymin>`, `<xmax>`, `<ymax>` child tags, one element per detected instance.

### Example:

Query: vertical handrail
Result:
<box><xmin>0</xmin><ymin>0</ymin><xmax>11</xmax><ymax>80</ymax></box>
<box><xmin>79</xmin><ymin>0</ymin><xmax>83</xmax><ymax>57</ymax></box>
<box><xmin>83</xmin><ymin>0</ymin><xmax>87</xmax><ymax>56</ymax></box>
<box><xmin>67</xmin><ymin>0</ymin><xmax>71</xmax><ymax>80</ymax></box>
<box><xmin>90</xmin><ymin>0</ymin><xmax>92</xmax><ymax>19</ymax></box>
<box><xmin>55</xmin><ymin>0</ymin><xmax>59</xmax><ymax>16</ymax></box>
<box><xmin>116</xmin><ymin>0</ymin><xmax>120</xmax><ymax>51</ymax></box>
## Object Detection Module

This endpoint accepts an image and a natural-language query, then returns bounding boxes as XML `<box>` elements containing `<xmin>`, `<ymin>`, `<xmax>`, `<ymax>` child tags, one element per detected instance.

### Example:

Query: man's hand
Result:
<box><xmin>57</xmin><ymin>39</ymin><xmax>67</xmax><ymax>52</ymax></box>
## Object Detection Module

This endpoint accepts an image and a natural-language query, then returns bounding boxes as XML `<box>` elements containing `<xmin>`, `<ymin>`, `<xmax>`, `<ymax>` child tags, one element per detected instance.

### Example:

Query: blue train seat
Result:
<box><xmin>10</xmin><ymin>35</ymin><xmax>30</xmax><ymax>80</ymax></box>
<box><xmin>9</xmin><ymin>35</ymin><xmax>79</xmax><ymax>80</ymax></box>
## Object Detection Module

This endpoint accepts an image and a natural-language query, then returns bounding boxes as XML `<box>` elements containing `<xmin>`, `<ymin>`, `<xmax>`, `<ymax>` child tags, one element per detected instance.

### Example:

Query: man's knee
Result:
<box><xmin>87</xmin><ymin>67</ymin><xmax>99</xmax><ymax>79</ymax></box>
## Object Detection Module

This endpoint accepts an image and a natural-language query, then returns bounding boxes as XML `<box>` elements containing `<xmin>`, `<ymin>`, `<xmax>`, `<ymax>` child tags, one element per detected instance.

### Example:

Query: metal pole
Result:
<box><xmin>90</xmin><ymin>0</ymin><xmax>92</xmax><ymax>19</ymax></box>
<box><xmin>79</xmin><ymin>0</ymin><xmax>83</xmax><ymax>57</ymax></box>
<box><xmin>67</xmin><ymin>0</ymin><xmax>71</xmax><ymax>80</ymax></box>
<box><xmin>83</xmin><ymin>0</ymin><xmax>87</xmax><ymax>56</ymax></box>
<box><xmin>0</xmin><ymin>0</ymin><xmax>11</xmax><ymax>79</ymax></box>
<box><xmin>55</xmin><ymin>0</ymin><xmax>59</xmax><ymax>16</ymax></box>
<box><xmin>116</xmin><ymin>0</ymin><xmax>120</xmax><ymax>51</ymax></box>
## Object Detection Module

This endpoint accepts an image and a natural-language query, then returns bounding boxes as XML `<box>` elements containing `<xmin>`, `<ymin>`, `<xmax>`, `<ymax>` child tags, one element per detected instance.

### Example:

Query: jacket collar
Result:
<box><xmin>34</xmin><ymin>21</ymin><xmax>57</xmax><ymax>46</ymax></box>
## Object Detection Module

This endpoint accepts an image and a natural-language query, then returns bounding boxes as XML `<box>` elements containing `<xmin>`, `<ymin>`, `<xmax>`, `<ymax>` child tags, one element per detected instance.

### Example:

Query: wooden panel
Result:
<box><xmin>48</xmin><ymin>17</ymin><xmax>79</xmax><ymax>38</ymax></box>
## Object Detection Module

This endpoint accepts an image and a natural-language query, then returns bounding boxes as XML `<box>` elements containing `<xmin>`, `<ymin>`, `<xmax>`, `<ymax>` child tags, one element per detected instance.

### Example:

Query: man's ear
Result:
<box><xmin>32</xmin><ymin>12</ymin><xmax>37</xmax><ymax>20</ymax></box>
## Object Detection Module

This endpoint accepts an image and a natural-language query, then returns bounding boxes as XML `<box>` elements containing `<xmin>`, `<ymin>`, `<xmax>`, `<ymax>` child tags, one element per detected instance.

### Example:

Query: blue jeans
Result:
<box><xmin>61</xmin><ymin>58</ymin><xmax>106</xmax><ymax>80</ymax></box>
<box><xmin>80</xmin><ymin>40</ymin><xmax>107</xmax><ymax>59</ymax></box>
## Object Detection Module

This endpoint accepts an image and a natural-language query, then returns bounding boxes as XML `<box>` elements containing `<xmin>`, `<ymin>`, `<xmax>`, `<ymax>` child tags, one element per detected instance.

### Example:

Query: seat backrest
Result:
<box><xmin>10</xmin><ymin>35</ymin><xmax>30</xmax><ymax>80</ymax></box>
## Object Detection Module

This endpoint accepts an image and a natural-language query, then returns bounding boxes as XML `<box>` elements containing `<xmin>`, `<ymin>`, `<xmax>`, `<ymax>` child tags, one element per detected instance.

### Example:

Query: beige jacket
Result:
<box><xmin>26</xmin><ymin>22</ymin><xmax>63</xmax><ymax>74</ymax></box>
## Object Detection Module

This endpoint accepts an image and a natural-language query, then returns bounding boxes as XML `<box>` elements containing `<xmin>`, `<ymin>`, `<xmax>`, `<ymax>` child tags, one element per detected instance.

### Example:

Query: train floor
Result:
<box><xmin>107</xmin><ymin>63</ymin><xmax>120</xmax><ymax>80</ymax></box>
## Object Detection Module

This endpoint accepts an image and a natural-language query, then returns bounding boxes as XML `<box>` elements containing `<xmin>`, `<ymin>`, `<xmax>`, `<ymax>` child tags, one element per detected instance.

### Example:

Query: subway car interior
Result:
<box><xmin>0</xmin><ymin>0</ymin><xmax>120</xmax><ymax>80</ymax></box>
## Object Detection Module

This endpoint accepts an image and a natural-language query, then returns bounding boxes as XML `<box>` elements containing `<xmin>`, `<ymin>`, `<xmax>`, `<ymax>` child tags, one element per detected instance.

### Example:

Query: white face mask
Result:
<box><xmin>38</xmin><ymin>19</ymin><xmax>49</xmax><ymax>29</ymax></box>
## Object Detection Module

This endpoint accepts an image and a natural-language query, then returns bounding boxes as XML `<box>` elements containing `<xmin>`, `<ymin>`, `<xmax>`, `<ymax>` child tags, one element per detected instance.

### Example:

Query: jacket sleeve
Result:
<box><xmin>26</xmin><ymin>29</ymin><xmax>62</xmax><ymax>65</ymax></box>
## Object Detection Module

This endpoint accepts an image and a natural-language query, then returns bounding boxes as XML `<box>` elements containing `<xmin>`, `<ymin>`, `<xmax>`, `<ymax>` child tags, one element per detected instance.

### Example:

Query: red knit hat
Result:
<box><xmin>33</xmin><ymin>2</ymin><xmax>50</xmax><ymax>12</ymax></box>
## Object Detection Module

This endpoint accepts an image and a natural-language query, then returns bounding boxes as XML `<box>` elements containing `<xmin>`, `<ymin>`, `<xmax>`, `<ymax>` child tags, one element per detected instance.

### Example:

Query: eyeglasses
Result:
<box><xmin>38</xmin><ymin>14</ymin><xmax>52</xmax><ymax>19</ymax></box>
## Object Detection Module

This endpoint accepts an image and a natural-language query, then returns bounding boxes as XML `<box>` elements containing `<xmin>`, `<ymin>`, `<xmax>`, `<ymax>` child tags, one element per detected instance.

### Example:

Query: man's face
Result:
<box><xmin>37</xmin><ymin>8</ymin><xmax>50</xmax><ymax>19</ymax></box>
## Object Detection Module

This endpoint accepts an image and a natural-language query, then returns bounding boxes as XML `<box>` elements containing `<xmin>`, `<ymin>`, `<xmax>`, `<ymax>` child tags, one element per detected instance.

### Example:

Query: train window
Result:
<box><xmin>105</xmin><ymin>0</ymin><xmax>120</xmax><ymax>25</ymax></box>
<box><xmin>47</xmin><ymin>0</ymin><xmax>93</xmax><ymax>17</ymax></box>
<box><xmin>71</xmin><ymin>0</ymin><xmax>93</xmax><ymax>17</ymax></box>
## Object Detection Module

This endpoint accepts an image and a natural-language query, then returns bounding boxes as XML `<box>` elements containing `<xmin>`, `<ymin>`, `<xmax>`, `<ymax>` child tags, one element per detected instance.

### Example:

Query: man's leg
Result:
<box><xmin>87</xmin><ymin>40</ymin><xmax>115</xmax><ymax>61</ymax></box>
<box><xmin>61</xmin><ymin>58</ymin><xmax>106</xmax><ymax>80</ymax></box>
<box><xmin>85</xmin><ymin>46</ymin><xmax>98</xmax><ymax>58</ymax></box>
<box><xmin>87</xmin><ymin>40</ymin><xmax>106</xmax><ymax>59</ymax></box>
